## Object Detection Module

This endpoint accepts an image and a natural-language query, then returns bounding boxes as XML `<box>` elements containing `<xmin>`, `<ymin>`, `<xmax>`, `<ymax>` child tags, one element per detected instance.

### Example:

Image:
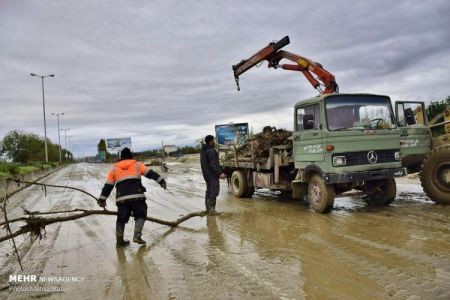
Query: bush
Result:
<box><xmin>0</xmin><ymin>163</ymin><xmax>19</xmax><ymax>178</ymax></box>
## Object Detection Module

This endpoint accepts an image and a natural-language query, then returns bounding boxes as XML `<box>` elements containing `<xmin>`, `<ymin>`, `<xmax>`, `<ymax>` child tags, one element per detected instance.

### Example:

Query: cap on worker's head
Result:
<box><xmin>204</xmin><ymin>135</ymin><xmax>215</xmax><ymax>144</ymax></box>
<box><xmin>120</xmin><ymin>147</ymin><xmax>133</xmax><ymax>160</ymax></box>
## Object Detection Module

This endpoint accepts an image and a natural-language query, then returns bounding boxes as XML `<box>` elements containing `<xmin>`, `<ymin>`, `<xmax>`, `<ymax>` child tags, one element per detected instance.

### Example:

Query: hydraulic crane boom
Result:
<box><xmin>232</xmin><ymin>36</ymin><xmax>338</xmax><ymax>94</ymax></box>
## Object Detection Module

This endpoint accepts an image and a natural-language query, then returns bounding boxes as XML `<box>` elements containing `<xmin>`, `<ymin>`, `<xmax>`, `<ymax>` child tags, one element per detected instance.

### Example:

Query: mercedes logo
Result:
<box><xmin>367</xmin><ymin>151</ymin><xmax>378</xmax><ymax>164</ymax></box>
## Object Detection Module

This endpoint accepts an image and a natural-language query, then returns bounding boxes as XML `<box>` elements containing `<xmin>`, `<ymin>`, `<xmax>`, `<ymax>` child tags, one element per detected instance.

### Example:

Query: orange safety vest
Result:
<box><xmin>101</xmin><ymin>159</ymin><xmax>154</xmax><ymax>203</ymax></box>
<box><xmin>106</xmin><ymin>159</ymin><xmax>148</xmax><ymax>185</ymax></box>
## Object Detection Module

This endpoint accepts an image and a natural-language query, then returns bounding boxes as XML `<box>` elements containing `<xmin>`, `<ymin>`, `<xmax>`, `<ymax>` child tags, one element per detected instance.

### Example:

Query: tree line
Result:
<box><xmin>0</xmin><ymin>130</ymin><xmax>72</xmax><ymax>163</ymax></box>
<box><xmin>426</xmin><ymin>96</ymin><xmax>450</xmax><ymax>121</ymax></box>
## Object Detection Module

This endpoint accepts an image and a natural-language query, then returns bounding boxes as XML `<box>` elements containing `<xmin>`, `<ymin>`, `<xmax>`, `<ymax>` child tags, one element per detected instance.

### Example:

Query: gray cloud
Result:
<box><xmin>1</xmin><ymin>0</ymin><xmax>449</xmax><ymax>156</ymax></box>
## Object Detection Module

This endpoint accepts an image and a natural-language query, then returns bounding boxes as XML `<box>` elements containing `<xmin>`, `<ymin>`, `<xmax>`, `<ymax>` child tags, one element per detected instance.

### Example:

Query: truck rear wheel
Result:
<box><xmin>308</xmin><ymin>175</ymin><xmax>335</xmax><ymax>213</ymax></box>
<box><xmin>243</xmin><ymin>186</ymin><xmax>255</xmax><ymax>198</ymax></box>
<box><xmin>231</xmin><ymin>170</ymin><xmax>249</xmax><ymax>198</ymax></box>
<box><xmin>420</xmin><ymin>145</ymin><xmax>450</xmax><ymax>204</ymax></box>
<box><xmin>364</xmin><ymin>178</ymin><xmax>396</xmax><ymax>206</ymax></box>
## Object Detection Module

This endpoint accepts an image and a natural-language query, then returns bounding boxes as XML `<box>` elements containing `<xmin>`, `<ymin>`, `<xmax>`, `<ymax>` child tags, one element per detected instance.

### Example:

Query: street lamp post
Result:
<box><xmin>51</xmin><ymin>112</ymin><xmax>64</xmax><ymax>163</ymax></box>
<box><xmin>68</xmin><ymin>136</ymin><xmax>72</xmax><ymax>161</ymax></box>
<box><xmin>30</xmin><ymin>73</ymin><xmax>54</xmax><ymax>163</ymax></box>
<box><xmin>70</xmin><ymin>138</ymin><xmax>75</xmax><ymax>160</ymax></box>
<box><xmin>61</xmin><ymin>128</ymin><xmax>70</xmax><ymax>161</ymax></box>
<box><xmin>71</xmin><ymin>141</ymin><xmax>75</xmax><ymax>160</ymax></box>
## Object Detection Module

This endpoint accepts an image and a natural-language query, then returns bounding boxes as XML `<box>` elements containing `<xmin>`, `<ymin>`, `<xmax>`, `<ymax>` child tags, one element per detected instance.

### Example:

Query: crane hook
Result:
<box><xmin>235</xmin><ymin>76</ymin><xmax>240</xmax><ymax>91</ymax></box>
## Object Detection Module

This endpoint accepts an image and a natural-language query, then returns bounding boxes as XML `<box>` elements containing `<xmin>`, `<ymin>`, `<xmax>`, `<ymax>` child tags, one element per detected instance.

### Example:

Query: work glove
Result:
<box><xmin>159</xmin><ymin>179</ymin><xmax>167</xmax><ymax>190</ymax></box>
<box><xmin>97</xmin><ymin>199</ymin><xmax>106</xmax><ymax>208</ymax></box>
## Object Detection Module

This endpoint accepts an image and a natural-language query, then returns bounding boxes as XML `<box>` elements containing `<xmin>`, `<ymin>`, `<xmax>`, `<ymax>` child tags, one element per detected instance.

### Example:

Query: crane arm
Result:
<box><xmin>232</xmin><ymin>36</ymin><xmax>338</xmax><ymax>94</ymax></box>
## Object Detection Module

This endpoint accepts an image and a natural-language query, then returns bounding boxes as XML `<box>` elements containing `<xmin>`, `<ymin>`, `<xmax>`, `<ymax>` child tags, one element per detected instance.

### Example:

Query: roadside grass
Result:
<box><xmin>0</xmin><ymin>162</ymin><xmax>59</xmax><ymax>178</ymax></box>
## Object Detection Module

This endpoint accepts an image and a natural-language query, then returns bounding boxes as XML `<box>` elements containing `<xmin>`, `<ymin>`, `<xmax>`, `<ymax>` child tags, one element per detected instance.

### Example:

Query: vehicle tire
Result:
<box><xmin>364</xmin><ymin>178</ymin><xmax>396</xmax><ymax>206</ymax></box>
<box><xmin>307</xmin><ymin>174</ymin><xmax>335</xmax><ymax>213</ymax></box>
<box><xmin>231</xmin><ymin>170</ymin><xmax>249</xmax><ymax>198</ymax></box>
<box><xmin>420</xmin><ymin>145</ymin><xmax>450</xmax><ymax>204</ymax></box>
<box><xmin>243</xmin><ymin>186</ymin><xmax>255</xmax><ymax>198</ymax></box>
<box><xmin>278</xmin><ymin>190</ymin><xmax>292</xmax><ymax>200</ymax></box>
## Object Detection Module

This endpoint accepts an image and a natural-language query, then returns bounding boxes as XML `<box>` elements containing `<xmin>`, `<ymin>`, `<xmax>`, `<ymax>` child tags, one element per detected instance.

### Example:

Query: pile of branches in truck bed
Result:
<box><xmin>223</xmin><ymin>126</ymin><xmax>292</xmax><ymax>160</ymax></box>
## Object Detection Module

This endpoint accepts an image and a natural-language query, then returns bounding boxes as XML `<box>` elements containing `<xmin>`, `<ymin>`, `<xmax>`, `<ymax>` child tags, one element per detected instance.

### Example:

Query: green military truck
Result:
<box><xmin>220</xmin><ymin>93</ymin><xmax>407</xmax><ymax>213</ymax></box>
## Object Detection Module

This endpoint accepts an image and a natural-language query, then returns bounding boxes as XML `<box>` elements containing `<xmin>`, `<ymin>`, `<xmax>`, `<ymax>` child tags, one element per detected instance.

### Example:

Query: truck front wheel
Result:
<box><xmin>364</xmin><ymin>178</ymin><xmax>396</xmax><ymax>206</ymax></box>
<box><xmin>308</xmin><ymin>175</ymin><xmax>335</xmax><ymax>213</ymax></box>
<box><xmin>231</xmin><ymin>170</ymin><xmax>249</xmax><ymax>198</ymax></box>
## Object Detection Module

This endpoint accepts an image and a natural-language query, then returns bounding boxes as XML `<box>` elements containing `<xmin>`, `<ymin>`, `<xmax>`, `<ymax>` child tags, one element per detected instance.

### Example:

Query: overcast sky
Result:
<box><xmin>1</xmin><ymin>0</ymin><xmax>449</xmax><ymax>157</ymax></box>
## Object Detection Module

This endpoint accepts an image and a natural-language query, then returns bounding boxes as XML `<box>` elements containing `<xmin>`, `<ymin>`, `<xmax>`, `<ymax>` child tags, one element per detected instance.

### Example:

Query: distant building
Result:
<box><xmin>163</xmin><ymin>145</ymin><xmax>178</xmax><ymax>155</ymax></box>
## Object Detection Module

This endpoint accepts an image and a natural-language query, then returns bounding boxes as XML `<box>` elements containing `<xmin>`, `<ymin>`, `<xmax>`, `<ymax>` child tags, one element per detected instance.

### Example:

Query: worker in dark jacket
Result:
<box><xmin>200</xmin><ymin>135</ymin><xmax>226</xmax><ymax>215</ymax></box>
<box><xmin>98</xmin><ymin>147</ymin><xmax>166</xmax><ymax>247</ymax></box>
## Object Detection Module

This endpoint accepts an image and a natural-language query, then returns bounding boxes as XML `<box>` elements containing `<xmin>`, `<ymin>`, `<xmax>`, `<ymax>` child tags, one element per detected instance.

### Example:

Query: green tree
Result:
<box><xmin>426</xmin><ymin>96</ymin><xmax>450</xmax><ymax>121</ymax></box>
<box><xmin>179</xmin><ymin>145</ymin><xmax>200</xmax><ymax>154</ymax></box>
<box><xmin>0</xmin><ymin>130</ymin><xmax>60</xmax><ymax>163</ymax></box>
<box><xmin>97</xmin><ymin>139</ymin><xmax>107</xmax><ymax>152</ymax></box>
<box><xmin>1</xmin><ymin>130</ymin><xmax>37</xmax><ymax>163</ymax></box>
<box><xmin>97</xmin><ymin>139</ymin><xmax>112</xmax><ymax>161</ymax></box>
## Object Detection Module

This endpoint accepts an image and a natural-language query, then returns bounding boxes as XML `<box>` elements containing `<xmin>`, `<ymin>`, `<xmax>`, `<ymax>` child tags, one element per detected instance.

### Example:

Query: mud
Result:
<box><xmin>0</xmin><ymin>158</ymin><xmax>449</xmax><ymax>299</ymax></box>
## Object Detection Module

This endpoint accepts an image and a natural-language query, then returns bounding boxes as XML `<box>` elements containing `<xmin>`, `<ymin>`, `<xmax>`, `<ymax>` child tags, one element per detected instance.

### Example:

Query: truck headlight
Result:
<box><xmin>395</xmin><ymin>151</ymin><xmax>401</xmax><ymax>161</ymax></box>
<box><xmin>333</xmin><ymin>156</ymin><xmax>346</xmax><ymax>166</ymax></box>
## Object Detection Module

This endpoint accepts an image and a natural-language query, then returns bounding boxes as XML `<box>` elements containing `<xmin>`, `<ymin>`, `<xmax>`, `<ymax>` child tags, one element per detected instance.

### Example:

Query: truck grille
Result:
<box><xmin>332</xmin><ymin>149</ymin><xmax>397</xmax><ymax>166</ymax></box>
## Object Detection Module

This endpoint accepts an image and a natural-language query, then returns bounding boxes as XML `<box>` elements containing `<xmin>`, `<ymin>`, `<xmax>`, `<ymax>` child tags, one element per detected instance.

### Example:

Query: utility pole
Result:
<box><xmin>161</xmin><ymin>140</ymin><xmax>165</xmax><ymax>159</ymax></box>
<box><xmin>51</xmin><ymin>112</ymin><xmax>64</xmax><ymax>163</ymax></box>
<box><xmin>70</xmin><ymin>137</ymin><xmax>75</xmax><ymax>160</ymax></box>
<box><xmin>30</xmin><ymin>73</ymin><xmax>55</xmax><ymax>162</ymax></box>
<box><xmin>61</xmin><ymin>128</ymin><xmax>70</xmax><ymax>161</ymax></box>
<box><xmin>68</xmin><ymin>136</ymin><xmax>72</xmax><ymax>161</ymax></box>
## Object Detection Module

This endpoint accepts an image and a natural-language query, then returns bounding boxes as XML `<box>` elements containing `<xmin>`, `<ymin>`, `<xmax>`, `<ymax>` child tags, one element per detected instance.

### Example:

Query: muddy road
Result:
<box><xmin>1</xmin><ymin>159</ymin><xmax>449</xmax><ymax>299</ymax></box>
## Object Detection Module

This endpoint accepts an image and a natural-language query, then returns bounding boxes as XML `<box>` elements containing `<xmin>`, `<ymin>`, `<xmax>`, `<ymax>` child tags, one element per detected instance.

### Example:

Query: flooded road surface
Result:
<box><xmin>1</xmin><ymin>159</ymin><xmax>449</xmax><ymax>299</ymax></box>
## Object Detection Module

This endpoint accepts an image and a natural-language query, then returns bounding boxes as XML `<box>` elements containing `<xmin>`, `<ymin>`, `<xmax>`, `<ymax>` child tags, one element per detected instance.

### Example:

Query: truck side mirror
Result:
<box><xmin>303</xmin><ymin>114</ymin><xmax>314</xmax><ymax>130</ymax></box>
<box><xmin>404</xmin><ymin>108</ymin><xmax>416</xmax><ymax>125</ymax></box>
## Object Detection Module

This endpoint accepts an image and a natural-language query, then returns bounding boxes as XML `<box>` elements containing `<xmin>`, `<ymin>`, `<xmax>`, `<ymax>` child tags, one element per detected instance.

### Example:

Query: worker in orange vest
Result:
<box><xmin>98</xmin><ymin>147</ymin><xmax>166</xmax><ymax>247</ymax></box>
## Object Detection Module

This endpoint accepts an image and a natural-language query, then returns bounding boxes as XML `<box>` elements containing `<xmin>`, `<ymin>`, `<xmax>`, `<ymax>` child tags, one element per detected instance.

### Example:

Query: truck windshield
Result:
<box><xmin>325</xmin><ymin>95</ymin><xmax>396</xmax><ymax>131</ymax></box>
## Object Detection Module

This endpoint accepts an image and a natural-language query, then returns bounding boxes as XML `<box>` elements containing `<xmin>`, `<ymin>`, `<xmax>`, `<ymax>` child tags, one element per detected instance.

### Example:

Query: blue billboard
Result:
<box><xmin>215</xmin><ymin>123</ymin><xmax>249</xmax><ymax>146</ymax></box>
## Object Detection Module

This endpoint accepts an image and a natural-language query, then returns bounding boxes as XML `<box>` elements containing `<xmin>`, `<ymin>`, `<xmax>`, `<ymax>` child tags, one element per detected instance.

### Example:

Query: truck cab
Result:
<box><xmin>292</xmin><ymin>93</ymin><xmax>407</xmax><ymax>212</ymax></box>
<box><xmin>394</xmin><ymin>101</ymin><xmax>432</xmax><ymax>172</ymax></box>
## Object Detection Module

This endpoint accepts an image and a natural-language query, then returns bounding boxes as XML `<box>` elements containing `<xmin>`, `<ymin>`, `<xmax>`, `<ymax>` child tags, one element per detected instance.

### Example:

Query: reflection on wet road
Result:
<box><xmin>1</xmin><ymin>160</ymin><xmax>449</xmax><ymax>299</ymax></box>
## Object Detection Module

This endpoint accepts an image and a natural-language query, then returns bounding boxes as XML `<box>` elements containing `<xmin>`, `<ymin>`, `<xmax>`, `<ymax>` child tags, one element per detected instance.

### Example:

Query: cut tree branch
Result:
<box><xmin>0</xmin><ymin>209</ymin><xmax>207</xmax><ymax>243</ymax></box>
<box><xmin>1</xmin><ymin>181</ymin><xmax>23</xmax><ymax>270</ymax></box>
<box><xmin>0</xmin><ymin>179</ymin><xmax>207</xmax><ymax>246</ymax></box>
<box><xmin>6</xmin><ymin>178</ymin><xmax>98</xmax><ymax>202</ymax></box>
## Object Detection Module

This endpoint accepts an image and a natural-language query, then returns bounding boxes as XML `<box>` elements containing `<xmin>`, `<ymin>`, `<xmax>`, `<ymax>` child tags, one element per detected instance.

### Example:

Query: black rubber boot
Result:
<box><xmin>205</xmin><ymin>196</ymin><xmax>211</xmax><ymax>212</ymax></box>
<box><xmin>207</xmin><ymin>197</ymin><xmax>219</xmax><ymax>216</ymax></box>
<box><xmin>133</xmin><ymin>218</ymin><xmax>146</xmax><ymax>244</ymax></box>
<box><xmin>116</xmin><ymin>222</ymin><xmax>130</xmax><ymax>247</ymax></box>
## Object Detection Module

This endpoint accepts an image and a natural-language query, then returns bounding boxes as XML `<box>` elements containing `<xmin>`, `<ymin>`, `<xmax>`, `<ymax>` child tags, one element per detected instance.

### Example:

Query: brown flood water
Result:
<box><xmin>0</xmin><ymin>159</ymin><xmax>449</xmax><ymax>299</ymax></box>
